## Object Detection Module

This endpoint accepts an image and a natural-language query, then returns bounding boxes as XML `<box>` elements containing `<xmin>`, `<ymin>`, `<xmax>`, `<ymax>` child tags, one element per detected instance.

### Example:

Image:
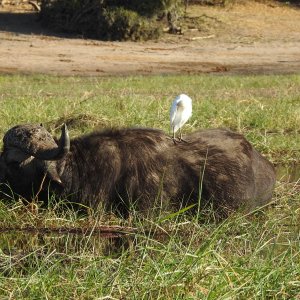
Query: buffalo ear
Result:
<box><xmin>4</xmin><ymin>148</ymin><xmax>31</xmax><ymax>164</ymax></box>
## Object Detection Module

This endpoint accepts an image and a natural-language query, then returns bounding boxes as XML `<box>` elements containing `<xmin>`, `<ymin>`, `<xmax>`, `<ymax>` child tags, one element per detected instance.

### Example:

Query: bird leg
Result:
<box><xmin>172</xmin><ymin>128</ymin><xmax>177</xmax><ymax>144</ymax></box>
<box><xmin>178</xmin><ymin>129</ymin><xmax>188</xmax><ymax>143</ymax></box>
<box><xmin>179</xmin><ymin>128</ymin><xmax>182</xmax><ymax>141</ymax></box>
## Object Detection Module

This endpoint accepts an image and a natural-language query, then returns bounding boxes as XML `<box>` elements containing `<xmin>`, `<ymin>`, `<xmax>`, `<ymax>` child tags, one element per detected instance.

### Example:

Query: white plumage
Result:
<box><xmin>170</xmin><ymin>94</ymin><xmax>192</xmax><ymax>141</ymax></box>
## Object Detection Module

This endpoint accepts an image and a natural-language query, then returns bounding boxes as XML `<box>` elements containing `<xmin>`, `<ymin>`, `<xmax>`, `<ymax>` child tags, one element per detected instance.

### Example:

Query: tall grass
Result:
<box><xmin>0</xmin><ymin>74</ymin><xmax>299</xmax><ymax>299</ymax></box>
<box><xmin>0</xmin><ymin>74</ymin><xmax>299</xmax><ymax>162</ymax></box>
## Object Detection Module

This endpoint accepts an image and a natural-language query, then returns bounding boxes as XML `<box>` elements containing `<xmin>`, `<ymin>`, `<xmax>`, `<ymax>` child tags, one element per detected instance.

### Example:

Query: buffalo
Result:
<box><xmin>0</xmin><ymin>124</ymin><xmax>276</xmax><ymax>217</ymax></box>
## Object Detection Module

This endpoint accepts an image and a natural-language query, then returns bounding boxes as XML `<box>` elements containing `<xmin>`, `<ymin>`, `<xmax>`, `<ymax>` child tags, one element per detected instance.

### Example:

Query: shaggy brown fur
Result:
<box><xmin>0</xmin><ymin>126</ymin><xmax>276</xmax><ymax>217</ymax></box>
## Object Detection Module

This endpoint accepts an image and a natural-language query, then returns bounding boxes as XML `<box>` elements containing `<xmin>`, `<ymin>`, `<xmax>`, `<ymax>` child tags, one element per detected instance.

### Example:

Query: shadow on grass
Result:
<box><xmin>0</xmin><ymin>12</ymin><xmax>78</xmax><ymax>38</ymax></box>
<box><xmin>0</xmin><ymin>230</ymin><xmax>133</xmax><ymax>261</ymax></box>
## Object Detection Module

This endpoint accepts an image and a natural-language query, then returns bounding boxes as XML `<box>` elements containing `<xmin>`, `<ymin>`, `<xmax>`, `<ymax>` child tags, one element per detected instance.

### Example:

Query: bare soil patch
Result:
<box><xmin>0</xmin><ymin>1</ymin><xmax>300</xmax><ymax>76</ymax></box>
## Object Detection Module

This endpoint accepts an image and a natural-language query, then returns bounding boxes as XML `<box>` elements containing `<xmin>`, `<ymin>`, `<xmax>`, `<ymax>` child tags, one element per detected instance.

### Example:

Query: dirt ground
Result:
<box><xmin>0</xmin><ymin>1</ymin><xmax>300</xmax><ymax>76</ymax></box>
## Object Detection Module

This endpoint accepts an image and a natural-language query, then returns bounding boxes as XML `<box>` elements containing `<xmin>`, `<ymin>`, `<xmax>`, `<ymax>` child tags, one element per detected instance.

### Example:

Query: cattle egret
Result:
<box><xmin>170</xmin><ymin>94</ymin><xmax>192</xmax><ymax>142</ymax></box>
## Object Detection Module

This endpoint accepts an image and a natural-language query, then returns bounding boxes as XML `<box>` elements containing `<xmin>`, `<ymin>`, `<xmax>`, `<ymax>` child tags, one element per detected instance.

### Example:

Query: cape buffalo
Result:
<box><xmin>0</xmin><ymin>124</ymin><xmax>276</xmax><ymax>217</ymax></box>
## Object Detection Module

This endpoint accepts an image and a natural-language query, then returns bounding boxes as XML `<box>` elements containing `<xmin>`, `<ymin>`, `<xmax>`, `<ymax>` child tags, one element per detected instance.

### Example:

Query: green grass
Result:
<box><xmin>0</xmin><ymin>73</ymin><xmax>299</xmax><ymax>299</ymax></box>
<box><xmin>0</xmin><ymin>74</ymin><xmax>299</xmax><ymax>163</ymax></box>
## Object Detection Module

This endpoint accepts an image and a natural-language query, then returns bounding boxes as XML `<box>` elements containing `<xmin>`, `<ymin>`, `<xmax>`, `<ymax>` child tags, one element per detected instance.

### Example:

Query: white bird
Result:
<box><xmin>170</xmin><ymin>94</ymin><xmax>192</xmax><ymax>142</ymax></box>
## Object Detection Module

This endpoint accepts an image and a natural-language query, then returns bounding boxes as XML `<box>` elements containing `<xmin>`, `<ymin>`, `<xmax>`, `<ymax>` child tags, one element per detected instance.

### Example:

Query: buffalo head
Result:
<box><xmin>0</xmin><ymin>124</ymin><xmax>70</xmax><ymax>200</ymax></box>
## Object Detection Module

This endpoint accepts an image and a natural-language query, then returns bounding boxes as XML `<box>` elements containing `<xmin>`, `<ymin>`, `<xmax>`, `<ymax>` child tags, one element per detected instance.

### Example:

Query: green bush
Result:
<box><xmin>99</xmin><ymin>7</ymin><xmax>161</xmax><ymax>41</ymax></box>
<box><xmin>40</xmin><ymin>0</ymin><xmax>182</xmax><ymax>41</ymax></box>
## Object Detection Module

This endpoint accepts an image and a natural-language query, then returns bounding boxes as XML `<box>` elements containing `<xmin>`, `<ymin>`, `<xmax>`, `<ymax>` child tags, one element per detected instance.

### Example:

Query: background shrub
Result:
<box><xmin>99</xmin><ymin>7</ymin><xmax>161</xmax><ymax>41</ymax></box>
<box><xmin>40</xmin><ymin>0</ymin><xmax>182</xmax><ymax>41</ymax></box>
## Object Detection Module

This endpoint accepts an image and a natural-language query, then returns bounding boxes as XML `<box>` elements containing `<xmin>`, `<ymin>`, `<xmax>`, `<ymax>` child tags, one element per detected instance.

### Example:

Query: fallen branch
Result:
<box><xmin>189</xmin><ymin>34</ymin><xmax>215</xmax><ymax>41</ymax></box>
<box><xmin>0</xmin><ymin>225</ymin><xmax>138</xmax><ymax>237</ymax></box>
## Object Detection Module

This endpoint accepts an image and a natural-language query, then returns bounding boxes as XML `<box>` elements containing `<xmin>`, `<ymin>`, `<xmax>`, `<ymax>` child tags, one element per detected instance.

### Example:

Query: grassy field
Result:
<box><xmin>0</xmin><ymin>74</ymin><xmax>299</xmax><ymax>299</ymax></box>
